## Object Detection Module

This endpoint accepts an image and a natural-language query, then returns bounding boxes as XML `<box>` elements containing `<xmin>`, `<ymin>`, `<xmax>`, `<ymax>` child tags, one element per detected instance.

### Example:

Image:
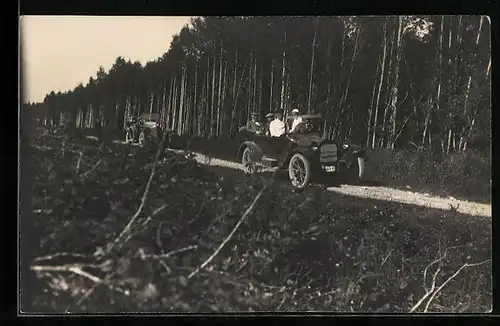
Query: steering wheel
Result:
<box><xmin>297</xmin><ymin>121</ymin><xmax>313</xmax><ymax>133</ymax></box>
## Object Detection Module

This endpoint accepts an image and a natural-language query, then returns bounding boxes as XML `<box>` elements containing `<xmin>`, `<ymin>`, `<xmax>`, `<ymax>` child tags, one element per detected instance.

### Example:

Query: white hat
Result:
<box><xmin>292</xmin><ymin>109</ymin><xmax>300</xmax><ymax>114</ymax></box>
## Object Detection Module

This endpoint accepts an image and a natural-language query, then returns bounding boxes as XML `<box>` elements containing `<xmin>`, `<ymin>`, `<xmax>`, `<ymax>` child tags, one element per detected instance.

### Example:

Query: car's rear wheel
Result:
<box><xmin>288</xmin><ymin>153</ymin><xmax>311</xmax><ymax>188</ymax></box>
<box><xmin>242</xmin><ymin>147</ymin><xmax>257</xmax><ymax>174</ymax></box>
<box><xmin>125</xmin><ymin>129</ymin><xmax>132</xmax><ymax>143</ymax></box>
<box><xmin>138</xmin><ymin>131</ymin><xmax>146</xmax><ymax>147</ymax></box>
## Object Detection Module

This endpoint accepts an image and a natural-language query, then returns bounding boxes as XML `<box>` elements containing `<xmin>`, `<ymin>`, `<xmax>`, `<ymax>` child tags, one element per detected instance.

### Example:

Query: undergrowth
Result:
<box><xmin>24</xmin><ymin>129</ymin><xmax>491</xmax><ymax>313</ymax></box>
<box><xmin>367</xmin><ymin>148</ymin><xmax>491</xmax><ymax>204</ymax></box>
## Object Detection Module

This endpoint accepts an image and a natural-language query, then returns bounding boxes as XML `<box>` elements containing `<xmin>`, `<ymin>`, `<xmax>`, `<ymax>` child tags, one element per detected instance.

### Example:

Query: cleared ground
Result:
<box><xmin>24</xmin><ymin>133</ymin><xmax>491</xmax><ymax>313</ymax></box>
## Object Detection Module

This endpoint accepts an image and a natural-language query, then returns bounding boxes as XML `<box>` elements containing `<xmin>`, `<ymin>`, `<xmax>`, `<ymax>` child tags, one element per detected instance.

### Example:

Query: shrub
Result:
<box><xmin>367</xmin><ymin>148</ymin><xmax>491</xmax><ymax>203</ymax></box>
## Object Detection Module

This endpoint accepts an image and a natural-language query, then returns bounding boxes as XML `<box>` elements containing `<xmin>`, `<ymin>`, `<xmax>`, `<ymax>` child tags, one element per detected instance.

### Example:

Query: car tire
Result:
<box><xmin>241</xmin><ymin>146</ymin><xmax>257</xmax><ymax>174</ymax></box>
<box><xmin>125</xmin><ymin>130</ymin><xmax>132</xmax><ymax>143</ymax></box>
<box><xmin>138</xmin><ymin>131</ymin><xmax>146</xmax><ymax>147</ymax></box>
<box><xmin>288</xmin><ymin>153</ymin><xmax>311</xmax><ymax>188</ymax></box>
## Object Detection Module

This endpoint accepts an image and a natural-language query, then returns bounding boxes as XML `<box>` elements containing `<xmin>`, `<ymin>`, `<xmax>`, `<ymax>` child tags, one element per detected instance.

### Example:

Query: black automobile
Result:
<box><xmin>234</xmin><ymin>114</ymin><xmax>367</xmax><ymax>188</ymax></box>
<box><xmin>124</xmin><ymin>113</ymin><xmax>186</xmax><ymax>149</ymax></box>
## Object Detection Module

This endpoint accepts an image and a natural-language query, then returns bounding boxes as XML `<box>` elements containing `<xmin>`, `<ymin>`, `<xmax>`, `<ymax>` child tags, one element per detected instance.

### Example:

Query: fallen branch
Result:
<box><xmin>106</xmin><ymin>131</ymin><xmax>169</xmax><ymax>254</ymax></box>
<box><xmin>31</xmin><ymin>264</ymin><xmax>111</xmax><ymax>287</ymax></box>
<box><xmin>423</xmin><ymin>259</ymin><xmax>491</xmax><ymax>313</ymax></box>
<box><xmin>410</xmin><ymin>245</ymin><xmax>486</xmax><ymax>313</ymax></box>
<box><xmin>381</xmin><ymin>248</ymin><xmax>394</xmax><ymax>266</ymax></box>
<box><xmin>119</xmin><ymin>204</ymin><xmax>168</xmax><ymax>246</ymax></box>
<box><xmin>410</xmin><ymin>263</ymin><xmax>442</xmax><ymax>313</ymax></box>
<box><xmin>71</xmin><ymin>271</ymin><xmax>118</xmax><ymax>311</ymax></box>
<box><xmin>187</xmin><ymin>173</ymin><xmax>277</xmax><ymax>280</ymax></box>
<box><xmin>33</xmin><ymin>252</ymin><xmax>91</xmax><ymax>263</ymax></box>
<box><xmin>142</xmin><ymin>245</ymin><xmax>198</xmax><ymax>259</ymax></box>
<box><xmin>80</xmin><ymin>158</ymin><xmax>102</xmax><ymax>178</ymax></box>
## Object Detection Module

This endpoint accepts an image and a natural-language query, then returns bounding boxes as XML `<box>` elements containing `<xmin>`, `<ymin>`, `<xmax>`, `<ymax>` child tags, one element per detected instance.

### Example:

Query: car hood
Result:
<box><xmin>288</xmin><ymin>134</ymin><xmax>328</xmax><ymax>145</ymax></box>
<box><xmin>142</xmin><ymin>121</ymin><xmax>157</xmax><ymax>128</ymax></box>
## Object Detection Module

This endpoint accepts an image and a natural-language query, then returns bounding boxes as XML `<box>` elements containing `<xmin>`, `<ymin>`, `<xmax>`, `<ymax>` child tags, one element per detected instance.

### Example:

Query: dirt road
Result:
<box><xmin>102</xmin><ymin>136</ymin><xmax>491</xmax><ymax>217</ymax></box>
<box><xmin>173</xmin><ymin>149</ymin><xmax>491</xmax><ymax>218</ymax></box>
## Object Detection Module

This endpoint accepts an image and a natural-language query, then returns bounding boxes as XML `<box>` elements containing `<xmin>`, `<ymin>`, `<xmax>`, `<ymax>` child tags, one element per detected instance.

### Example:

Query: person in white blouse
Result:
<box><xmin>289</xmin><ymin>109</ymin><xmax>303</xmax><ymax>133</ymax></box>
<box><xmin>269</xmin><ymin>112</ymin><xmax>286</xmax><ymax>137</ymax></box>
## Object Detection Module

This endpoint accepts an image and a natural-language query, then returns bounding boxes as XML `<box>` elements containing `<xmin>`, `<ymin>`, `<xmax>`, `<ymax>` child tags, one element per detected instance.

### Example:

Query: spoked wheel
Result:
<box><xmin>125</xmin><ymin>129</ymin><xmax>132</xmax><ymax>143</ymax></box>
<box><xmin>288</xmin><ymin>153</ymin><xmax>311</xmax><ymax>188</ymax></box>
<box><xmin>242</xmin><ymin>147</ymin><xmax>258</xmax><ymax>174</ymax></box>
<box><xmin>138</xmin><ymin>131</ymin><xmax>146</xmax><ymax>147</ymax></box>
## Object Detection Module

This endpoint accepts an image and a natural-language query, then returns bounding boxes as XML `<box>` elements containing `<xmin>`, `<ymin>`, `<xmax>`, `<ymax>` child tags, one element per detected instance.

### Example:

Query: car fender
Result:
<box><xmin>282</xmin><ymin>145</ymin><xmax>315</xmax><ymax>168</ymax></box>
<box><xmin>342</xmin><ymin>146</ymin><xmax>367</xmax><ymax>167</ymax></box>
<box><xmin>237</xmin><ymin>141</ymin><xmax>263</xmax><ymax>161</ymax></box>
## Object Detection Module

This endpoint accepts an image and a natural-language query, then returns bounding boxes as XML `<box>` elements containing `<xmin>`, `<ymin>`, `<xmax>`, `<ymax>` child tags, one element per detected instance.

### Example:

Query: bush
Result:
<box><xmin>367</xmin><ymin>148</ymin><xmax>491</xmax><ymax>203</ymax></box>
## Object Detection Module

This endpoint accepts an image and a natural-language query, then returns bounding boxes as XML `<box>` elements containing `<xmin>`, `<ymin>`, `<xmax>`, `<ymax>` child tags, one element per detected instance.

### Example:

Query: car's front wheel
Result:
<box><xmin>288</xmin><ymin>153</ymin><xmax>311</xmax><ymax>188</ymax></box>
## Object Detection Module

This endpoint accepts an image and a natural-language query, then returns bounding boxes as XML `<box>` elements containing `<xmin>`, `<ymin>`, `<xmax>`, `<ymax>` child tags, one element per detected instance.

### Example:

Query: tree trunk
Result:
<box><xmin>307</xmin><ymin>17</ymin><xmax>319</xmax><ymax>113</ymax></box>
<box><xmin>230</xmin><ymin>52</ymin><xmax>238</xmax><ymax>134</ymax></box>
<box><xmin>211</xmin><ymin>56</ymin><xmax>217</xmax><ymax>138</ymax></box>
<box><xmin>436</xmin><ymin>16</ymin><xmax>444</xmax><ymax>153</ymax></box>
<box><xmin>221</xmin><ymin>58</ymin><xmax>228</xmax><ymax>135</ymax></box>
<box><xmin>193</xmin><ymin>59</ymin><xmax>199</xmax><ymax>136</ymax></box>
<box><xmin>388</xmin><ymin>16</ymin><xmax>404</xmax><ymax>150</ymax></box>
<box><xmin>269</xmin><ymin>58</ymin><xmax>274</xmax><ymax>113</ymax></box>
<box><xmin>367</xmin><ymin>54</ymin><xmax>381</xmax><ymax>147</ymax></box>
<box><xmin>280</xmin><ymin>32</ymin><xmax>287</xmax><ymax>112</ymax></box>
<box><xmin>217</xmin><ymin>43</ymin><xmax>223</xmax><ymax>137</ymax></box>
<box><xmin>372</xmin><ymin>19</ymin><xmax>388</xmax><ymax>149</ymax></box>
<box><xmin>380</xmin><ymin>25</ymin><xmax>396</xmax><ymax>148</ymax></box>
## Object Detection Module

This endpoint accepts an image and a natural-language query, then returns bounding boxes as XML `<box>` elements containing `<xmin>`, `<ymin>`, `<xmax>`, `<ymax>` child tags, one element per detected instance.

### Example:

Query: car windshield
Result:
<box><xmin>287</xmin><ymin>116</ymin><xmax>323</xmax><ymax>135</ymax></box>
<box><xmin>138</xmin><ymin>113</ymin><xmax>159</xmax><ymax>123</ymax></box>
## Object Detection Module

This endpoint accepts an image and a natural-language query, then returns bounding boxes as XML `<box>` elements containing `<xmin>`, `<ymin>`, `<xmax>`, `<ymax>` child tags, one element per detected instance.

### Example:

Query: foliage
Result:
<box><xmin>366</xmin><ymin>148</ymin><xmax>491</xmax><ymax>203</ymax></box>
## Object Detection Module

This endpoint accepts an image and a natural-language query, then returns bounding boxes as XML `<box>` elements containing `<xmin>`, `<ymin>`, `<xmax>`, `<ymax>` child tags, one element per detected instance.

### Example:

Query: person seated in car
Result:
<box><xmin>264</xmin><ymin>112</ymin><xmax>274</xmax><ymax>136</ymax></box>
<box><xmin>269</xmin><ymin>112</ymin><xmax>286</xmax><ymax>137</ymax></box>
<box><xmin>289</xmin><ymin>109</ymin><xmax>304</xmax><ymax>133</ymax></box>
<box><xmin>239</xmin><ymin>112</ymin><xmax>263</xmax><ymax>134</ymax></box>
<box><xmin>128</xmin><ymin>115</ymin><xmax>139</xmax><ymax>141</ymax></box>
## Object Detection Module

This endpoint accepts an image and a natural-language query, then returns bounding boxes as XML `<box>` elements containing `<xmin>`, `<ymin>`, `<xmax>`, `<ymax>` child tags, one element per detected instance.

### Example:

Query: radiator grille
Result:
<box><xmin>320</xmin><ymin>143</ymin><xmax>337</xmax><ymax>163</ymax></box>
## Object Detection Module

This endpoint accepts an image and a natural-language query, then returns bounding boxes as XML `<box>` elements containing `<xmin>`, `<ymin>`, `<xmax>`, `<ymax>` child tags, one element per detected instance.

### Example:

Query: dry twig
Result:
<box><xmin>187</xmin><ymin>178</ymin><xmax>274</xmax><ymax>280</ymax></box>
<box><xmin>80</xmin><ymin>158</ymin><xmax>102</xmax><ymax>178</ymax></box>
<box><xmin>423</xmin><ymin>259</ymin><xmax>491</xmax><ymax>312</ymax></box>
<box><xmin>107</xmin><ymin>131</ymin><xmax>169</xmax><ymax>253</ymax></box>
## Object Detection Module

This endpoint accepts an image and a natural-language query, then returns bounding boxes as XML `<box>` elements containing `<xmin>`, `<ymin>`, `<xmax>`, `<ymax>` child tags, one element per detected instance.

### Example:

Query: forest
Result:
<box><xmin>23</xmin><ymin>15</ymin><xmax>491</xmax><ymax>154</ymax></box>
<box><xmin>21</xmin><ymin>16</ymin><xmax>492</xmax><ymax>312</ymax></box>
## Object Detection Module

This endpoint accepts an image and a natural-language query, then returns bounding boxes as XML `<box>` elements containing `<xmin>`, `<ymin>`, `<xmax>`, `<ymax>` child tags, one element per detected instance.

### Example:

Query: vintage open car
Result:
<box><xmin>124</xmin><ymin>113</ymin><xmax>181</xmax><ymax>148</ymax></box>
<box><xmin>233</xmin><ymin>114</ymin><xmax>367</xmax><ymax>188</ymax></box>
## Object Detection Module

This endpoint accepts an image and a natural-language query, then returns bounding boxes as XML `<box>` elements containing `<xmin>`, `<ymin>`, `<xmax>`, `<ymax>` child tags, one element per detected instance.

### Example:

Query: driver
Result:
<box><xmin>289</xmin><ymin>109</ymin><xmax>303</xmax><ymax>133</ymax></box>
<box><xmin>129</xmin><ymin>115</ymin><xmax>138</xmax><ymax>141</ymax></box>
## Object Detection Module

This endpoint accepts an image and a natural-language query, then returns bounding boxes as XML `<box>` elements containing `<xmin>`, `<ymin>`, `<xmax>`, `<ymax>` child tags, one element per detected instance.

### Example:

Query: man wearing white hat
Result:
<box><xmin>289</xmin><ymin>109</ymin><xmax>303</xmax><ymax>133</ymax></box>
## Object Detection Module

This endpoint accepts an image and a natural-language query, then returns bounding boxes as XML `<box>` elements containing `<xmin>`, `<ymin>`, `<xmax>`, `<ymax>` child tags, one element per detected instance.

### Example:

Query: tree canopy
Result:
<box><xmin>24</xmin><ymin>15</ymin><xmax>491</xmax><ymax>153</ymax></box>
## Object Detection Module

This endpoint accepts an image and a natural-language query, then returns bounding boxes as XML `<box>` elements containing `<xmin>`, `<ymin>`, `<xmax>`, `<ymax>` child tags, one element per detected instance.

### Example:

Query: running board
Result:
<box><xmin>261</xmin><ymin>156</ymin><xmax>279</xmax><ymax>167</ymax></box>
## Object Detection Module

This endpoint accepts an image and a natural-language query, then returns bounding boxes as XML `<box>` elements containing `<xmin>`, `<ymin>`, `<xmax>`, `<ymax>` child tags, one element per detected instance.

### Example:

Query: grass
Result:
<box><xmin>24</xmin><ymin>129</ymin><xmax>492</xmax><ymax>313</ymax></box>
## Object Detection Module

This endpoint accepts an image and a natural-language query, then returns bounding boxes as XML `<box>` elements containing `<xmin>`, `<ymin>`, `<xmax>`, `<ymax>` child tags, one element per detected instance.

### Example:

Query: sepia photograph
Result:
<box><xmin>19</xmin><ymin>15</ymin><xmax>491</xmax><ymax>314</ymax></box>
